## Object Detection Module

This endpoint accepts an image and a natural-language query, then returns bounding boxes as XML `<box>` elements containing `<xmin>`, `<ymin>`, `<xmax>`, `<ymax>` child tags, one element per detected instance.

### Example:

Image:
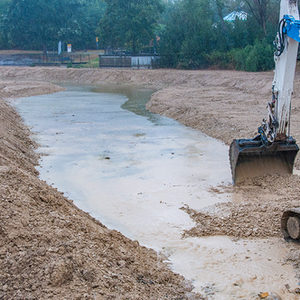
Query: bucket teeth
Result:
<box><xmin>229</xmin><ymin>137</ymin><xmax>299</xmax><ymax>184</ymax></box>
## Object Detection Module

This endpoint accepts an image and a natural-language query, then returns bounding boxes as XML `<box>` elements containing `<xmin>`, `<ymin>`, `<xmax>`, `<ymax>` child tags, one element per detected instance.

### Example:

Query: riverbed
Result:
<box><xmin>12</xmin><ymin>85</ymin><xmax>299</xmax><ymax>299</ymax></box>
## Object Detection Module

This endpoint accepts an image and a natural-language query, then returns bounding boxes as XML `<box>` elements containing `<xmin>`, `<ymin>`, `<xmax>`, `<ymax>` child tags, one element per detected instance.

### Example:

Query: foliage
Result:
<box><xmin>235</xmin><ymin>39</ymin><xmax>274</xmax><ymax>72</ymax></box>
<box><xmin>159</xmin><ymin>0</ymin><xmax>278</xmax><ymax>71</ymax></box>
<box><xmin>206</xmin><ymin>40</ymin><xmax>275</xmax><ymax>72</ymax></box>
<box><xmin>159</xmin><ymin>0</ymin><xmax>216</xmax><ymax>68</ymax></box>
<box><xmin>3</xmin><ymin>0</ymin><xmax>105</xmax><ymax>50</ymax></box>
<box><xmin>98</xmin><ymin>0</ymin><xmax>164</xmax><ymax>53</ymax></box>
<box><xmin>0</xmin><ymin>0</ymin><xmax>284</xmax><ymax>72</ymax></box>
<box><xmin>205</xmin><ymin>50</ymin><xmax>232</xmax><ymax>69</ymax></box>
<box><xmin>72</xmin><ymin>0</ymin><xmax>106</xmax><ymax>49</ymax></box>
<box><xmin>0</xmin><ymin>0</ymin><xmax>10</xmax><ymax>49</ymax></box>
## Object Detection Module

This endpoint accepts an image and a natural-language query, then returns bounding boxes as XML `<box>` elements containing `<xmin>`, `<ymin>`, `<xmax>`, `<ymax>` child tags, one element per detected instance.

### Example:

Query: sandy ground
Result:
<box><xmin>1</xmin><ymin>66</ymin><xmax>300</xmax><ymax>298</ymax></box>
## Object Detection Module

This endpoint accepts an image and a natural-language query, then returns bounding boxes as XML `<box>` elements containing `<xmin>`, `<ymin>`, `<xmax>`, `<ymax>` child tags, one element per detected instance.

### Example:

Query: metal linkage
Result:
<box><xmin>274</xmin><ymin>18</ymin><xmax>287</xmax><ymax>57</ymax></box>
<box><xmin>259</xmin><ymin>85</ymin><xmax>279</xmax><ymax>145</ymax></box>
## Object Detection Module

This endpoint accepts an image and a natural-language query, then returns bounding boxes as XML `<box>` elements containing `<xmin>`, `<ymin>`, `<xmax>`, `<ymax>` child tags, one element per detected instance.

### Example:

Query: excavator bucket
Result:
<box><xmin>229</xmin><ymin>137</ymin><xmax>299</xmax><ymax>184</ymax></box>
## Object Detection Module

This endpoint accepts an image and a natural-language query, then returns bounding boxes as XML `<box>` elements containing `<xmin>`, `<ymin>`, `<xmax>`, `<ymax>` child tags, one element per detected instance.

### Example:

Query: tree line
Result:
<box><xmin>0</xmin><ymin>0</ymin><xmax>106</xmax><ymax>51</ymax></box>
<box><xmin>0</xmin><ymin>0</ymin><xmax>293</xmax><ymax>71</ymax></box>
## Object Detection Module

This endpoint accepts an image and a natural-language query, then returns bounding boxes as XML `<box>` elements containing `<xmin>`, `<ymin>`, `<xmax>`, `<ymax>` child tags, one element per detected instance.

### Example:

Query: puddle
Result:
<box><xmin>13</xmin><ymin>86</ymin><xmax>298</xmax><ymax>298</ymax></box>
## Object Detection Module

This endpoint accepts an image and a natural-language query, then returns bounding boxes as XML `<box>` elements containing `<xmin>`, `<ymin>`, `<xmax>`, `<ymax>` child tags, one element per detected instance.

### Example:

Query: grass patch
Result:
<box><xmin>71</xmin><ymin>56</ymin><xmax>99</xmax><ymax>68</ymax></box>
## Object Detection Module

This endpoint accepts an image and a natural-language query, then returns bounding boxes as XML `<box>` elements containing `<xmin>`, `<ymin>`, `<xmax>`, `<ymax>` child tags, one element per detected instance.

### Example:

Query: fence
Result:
<box><xmin>0</xmin><ymin>53</ymin><xmax>91</xmax><ymax>66</ymax></box>
<box><xmin>99</xmin><ymin>55</ymin><xmax>160</xmax><ymax>69</ymax></box>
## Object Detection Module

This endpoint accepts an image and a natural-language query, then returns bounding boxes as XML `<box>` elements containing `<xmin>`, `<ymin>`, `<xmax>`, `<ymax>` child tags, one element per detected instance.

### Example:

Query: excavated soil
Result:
<box><xmin>2</xmin><ymin>66</ymin><xmax>300</xmax><ymax>298</ymax></box>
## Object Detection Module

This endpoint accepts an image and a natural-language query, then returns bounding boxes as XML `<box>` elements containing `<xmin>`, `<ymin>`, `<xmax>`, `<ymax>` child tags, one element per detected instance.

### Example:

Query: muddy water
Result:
<box><xmin>13</xmin><ymin>86</ymin><xmax>298</xmax><ymax>299</ymax></box>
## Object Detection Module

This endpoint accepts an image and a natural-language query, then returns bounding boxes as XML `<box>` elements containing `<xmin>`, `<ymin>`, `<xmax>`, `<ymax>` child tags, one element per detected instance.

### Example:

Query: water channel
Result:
<box><xmin>12</xmin><ymin>86</ymin><xmax>297</xmax><ymax>299</ymax></box>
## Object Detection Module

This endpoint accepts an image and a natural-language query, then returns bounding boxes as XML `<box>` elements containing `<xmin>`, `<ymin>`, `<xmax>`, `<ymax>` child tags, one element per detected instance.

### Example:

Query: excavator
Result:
<box><xmin>229</xmin><ymin>0</ymin><xmax>300</xmax><ymax>240</ymax></box>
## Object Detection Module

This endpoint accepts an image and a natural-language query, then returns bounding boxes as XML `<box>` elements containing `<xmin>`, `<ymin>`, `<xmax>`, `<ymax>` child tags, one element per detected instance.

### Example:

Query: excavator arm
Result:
<box><xmin>264</xmin><ymin>2</ymin><xmax>300</xmax><ymax>142</ymax></box>
<box><xmin>229</xmin><ymin>0</ymin><xmax>300</xmax><ymax>184</ymax></box>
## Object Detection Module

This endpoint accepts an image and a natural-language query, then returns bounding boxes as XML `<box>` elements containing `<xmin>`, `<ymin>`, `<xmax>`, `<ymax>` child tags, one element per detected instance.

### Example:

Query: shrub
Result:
<box><xmin>204</xmin><ymin>40</ymin><xmax>274</xmax><ymax>72</ymax></box>
<box><xmin>205</xmin><ymin>50</ymin><xmax>233</xmax><ymax>69</ymax></box>
<box><xmin>231</xmin><ymin>40</ymin><xmax>274</xmax><ymax>72</ymax></box>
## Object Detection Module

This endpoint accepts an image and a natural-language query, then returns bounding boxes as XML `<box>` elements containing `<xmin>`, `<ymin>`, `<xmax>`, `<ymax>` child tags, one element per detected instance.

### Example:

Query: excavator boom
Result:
<box><xmin>230</xmin><ymin>0</ymin><xmax>300</xmax><ymax>184</ymax></box>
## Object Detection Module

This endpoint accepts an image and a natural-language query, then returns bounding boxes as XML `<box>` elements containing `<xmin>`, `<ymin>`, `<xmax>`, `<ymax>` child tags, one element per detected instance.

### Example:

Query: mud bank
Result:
<box><xmin>0</xmin><ymin>80</ymin><xmax>200</xmax><ymax>298</ymax></box>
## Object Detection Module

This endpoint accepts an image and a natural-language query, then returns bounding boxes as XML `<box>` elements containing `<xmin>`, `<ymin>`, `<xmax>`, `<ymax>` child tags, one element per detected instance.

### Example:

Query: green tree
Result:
<box><xmin>65</xmin><ymin>0</ymin><xmax>106</xmax><ymax>50</ymax></box>
<box><xmin>159</xmin><ymin>0</ymin><xmax>279</xmax><ymax>70</ymax></box>
<box><xmin>244</xmin><ymin>0</ymin><xmax>269</xmax><ymax>36</ymax></box>
<box><xmin>4</xmin><ymin>0</ymin><xmax>105</xmax><ymax>50</ymax></box>
<box><xmin>78</xmin><ymin>0</ymin><xmax>106</xmax><ymax>49</ymax></box>
<box><xmin>5</xmin><ymin>0</ymin><xmax>80</xmax><ymax>50</ymax></box>
<box><xmin>160</xmin><ymin>0</ymin><xmax>215</xmax><ymax>68</ymax></box>
<box><xmin>228</xmin><ymin>0</ymin><xmax>278</xmax><ymax>38</ymax></box>
<box><xmin>0</xmin><ymin>0</ymin><xmax>10</xmax><ymax>13</ymax></box>
<box><xmin>0</xmin><ymin>0</ymin><xmax>10</xmax><ymax>49</ymax></box>
<box><xmin>99</xmin><ymin>0</ymin><xmax>164</xmax><ymax>53</ymax></box>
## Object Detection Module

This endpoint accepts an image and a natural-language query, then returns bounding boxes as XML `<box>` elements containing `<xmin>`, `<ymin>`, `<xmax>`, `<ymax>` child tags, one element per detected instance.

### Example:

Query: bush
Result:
<box><xmin>231</xmin><ymin>40</ymin><xmax>274</xmax><ymax>72</ymax></box>
<box><xmin>230</xmin><ymin>46</ymin><xmax>252</xmax><ymax>70</ymax></box>
<box><xmin>176</xmin><ymin>54</ymin><xmax>209</xmax><ymax>69</ymax></box>
<box><xmin>204</xmin><ymin>40</ymin><xmax>274</xmax><ymax>72</ymax></box>
<box><xmin>205</xmin><ymin>50</ymin><xmax>233</xmax><ymax>69</ymax></box>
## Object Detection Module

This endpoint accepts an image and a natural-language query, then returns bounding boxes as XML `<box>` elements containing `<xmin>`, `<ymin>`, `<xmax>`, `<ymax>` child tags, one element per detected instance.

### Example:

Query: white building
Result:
<box><xmin>224</xmin><ymin>11</ymin><xmax>248</xmax><ymax>22</ymax></box>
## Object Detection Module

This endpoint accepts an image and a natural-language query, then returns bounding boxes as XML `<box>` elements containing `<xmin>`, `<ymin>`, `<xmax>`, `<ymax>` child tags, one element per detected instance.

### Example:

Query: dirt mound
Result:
<box><xmin>182</xmin><ymin>175</ymin><xmax>300</xmax><ymax>238</ymax></box>
<box><xmin>0</xmin><ymin>80</ymin><xmax>63</xmax><ymax>99</ymax></box>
